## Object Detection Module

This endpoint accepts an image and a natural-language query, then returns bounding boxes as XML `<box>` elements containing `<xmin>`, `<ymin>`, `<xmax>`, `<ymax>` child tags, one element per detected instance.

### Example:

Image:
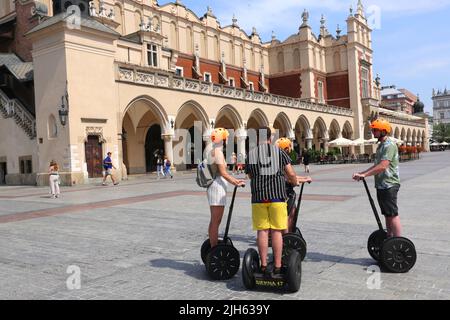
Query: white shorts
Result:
<box><xmin>207</xmin><ymin>176</ymin><xmax>228</xmax><ymax>206</ymax></box>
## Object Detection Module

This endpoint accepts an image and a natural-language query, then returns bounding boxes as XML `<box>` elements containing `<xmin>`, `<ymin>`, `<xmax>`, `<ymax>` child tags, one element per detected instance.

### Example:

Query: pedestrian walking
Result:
<box><xmin>164</xmin><ymin>156</ymin><xmax>173</xmax><ymax>179</ymax></box>
<box><xmin>48</xmin><ymin>160</ymin><xmax>60</xmax><ymax>198</ymax></box>
<box><xmin>102</xmin><ymin>152</ymin><xmax>119</xmax><ymax>186</ymax></box>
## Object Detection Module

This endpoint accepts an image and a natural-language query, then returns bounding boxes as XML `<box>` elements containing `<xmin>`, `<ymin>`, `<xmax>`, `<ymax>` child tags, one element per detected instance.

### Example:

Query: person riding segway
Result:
<box><xmin>242</xmin><ymin>128</ymin><xmax>310</xmax><ymax>292</ymax></box>
<box><xmin>200</xmin><ymin>128</ymin><xmax>245</xmax><ymax>280</ymax></box>
<box><xmin>352</xmin><ymin>119</ymin><xmax>417</xmax><ymax>273</ymax></box>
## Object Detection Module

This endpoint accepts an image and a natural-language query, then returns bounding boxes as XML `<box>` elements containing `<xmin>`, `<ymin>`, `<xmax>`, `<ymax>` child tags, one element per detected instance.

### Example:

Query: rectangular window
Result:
<box><xmin>19</xmin><ymin>156</ymin><xmax>32</xmax><ymax>174</ymax></box>
<box><xmin>175</xmin><ymin>67</ymin><xmax>184</xmax><ymax>77</ymax></box>
<box><xmin>228</xmin><ymin>78</ymin><xmax>235</xmax><ymax>87</ymax></box>
<box><xmin>249</xmin><ymin>82</ymin><xmax>254</xmax><ymax>91</ymax></box>
<box><xmin>318</xmin><ymin>81</ymin><xmax>324</xmax><ymax>103</ymax></box>
<box><xmin>147</xmin><ymin>43</ymin><xmax>158</xmax><ymax>67</ymax></box>
<box><xmin>441</xmin><ymin>112</ymin><xmax>445</xmax><ymax>119</ymax></box>
<box><xmin>361</xmin><ymin>67</ymin><xmax>370</xmax><ymax>99</ymax></box>
<box><xmin>204</xmin><ymin>72</ymin><xmax>212</xmax><ymax>83</ymax></box>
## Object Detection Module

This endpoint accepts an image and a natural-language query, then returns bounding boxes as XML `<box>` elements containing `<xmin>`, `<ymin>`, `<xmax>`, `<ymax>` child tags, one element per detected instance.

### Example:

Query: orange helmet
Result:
<box><xmin>276</xmin><ymin>138</ymin><xmax>292</xmax><ymax>151</ymax></box>
<box><xmin>370</xmin><ymin>119</ymin><xmax>391</xmax><ymax>134</ymax></box>
<box><xmin>211</xmin><ymin>128</ymin><xmax>229</xmax><ymax>144</ymax></box>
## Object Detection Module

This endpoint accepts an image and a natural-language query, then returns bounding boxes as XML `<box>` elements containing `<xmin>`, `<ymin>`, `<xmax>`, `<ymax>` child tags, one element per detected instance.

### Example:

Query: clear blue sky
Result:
<box><xmin>164</xmin><ymin>0</ymin><xmax>450</xmax><ymax>114</ymax></box>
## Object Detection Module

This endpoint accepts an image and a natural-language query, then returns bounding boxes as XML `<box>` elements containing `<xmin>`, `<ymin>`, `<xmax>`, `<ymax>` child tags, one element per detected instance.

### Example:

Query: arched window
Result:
<box><xmin>228</xmin><ymin>40</ymin><xmax>234</xmax><ymax>64</ymax></box>
<box><xmin>114</xmin><ymin>4</ymin><xmax>123</xmax><ymax>34</ymax></box>
<box><xmin>293</xmin><ymin>48</ymin><xmax>300</xmax><ymax>69</ymax></box>
<box><xmin>277</xmin><ymin>51</ymin><xmax>284</xmax><ymax>73</ymax></box>
<box><xmin>334</xmin><ymin>51</ymin><xmax>341</xmax><ymax>71</ymax></box>
<box><xmin>48</xmin><ymin>114</ymin><xmax>57</xmax><ymax>138</ymax></box>
<box><xmin>134</xmin><ymin>10</ymin><xmax>142</xmax><ymax>32</ymax></box>
<box><xmin>213</xmin><ymin>35</ymin><xmax>220</xmax><ymax>60</ymax></box>
<box><xmin>200</xmin><ymin>32</ymin><xmax>207</xmax><ymax>58</ymax></box>
<box><xmin>170</xmin><ymin>22</ymin><xmax>178</xmax><ymax>50</ymax></box>
<box><xmin>186</xmin><ymin>27</ymin><xmax>193</xmax><ymax>54</ymax></box>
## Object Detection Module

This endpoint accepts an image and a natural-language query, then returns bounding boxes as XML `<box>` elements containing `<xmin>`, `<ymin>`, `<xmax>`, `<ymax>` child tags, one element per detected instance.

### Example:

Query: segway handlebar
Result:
<box><xmin>223</xmin><ymin>185</ymin><xmax>245</xmax><ymax>239</ymax></box>
<box><xmin>361</xmin><ymin>178</ymin><xmax>384</xmax><ymax>231</ymax></box>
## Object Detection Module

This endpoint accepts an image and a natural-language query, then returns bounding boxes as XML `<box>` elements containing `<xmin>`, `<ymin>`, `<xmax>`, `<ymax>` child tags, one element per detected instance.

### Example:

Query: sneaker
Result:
<box><xmin>102</xmin><ymin>183</ymin><xmax>107</xmax><ymax>186</ymax></box>
<box><xmin>55</xmin><ymin>194</ymin><xmax>59</xmax><ymax>198</ymax></box>
<box><xmin>170</xmin><ymin>176</ymin><xmax>173</xmax><ymax>179</ymax></box>
<box><xmin>51</xmin><ymin>195</ymin><xmax>56</xmax><ymax>199</ymax></box>
<box><xmin>114</xmin><ymin>182</ymin><xmax>119</xmax><ymax>186</ymax></box>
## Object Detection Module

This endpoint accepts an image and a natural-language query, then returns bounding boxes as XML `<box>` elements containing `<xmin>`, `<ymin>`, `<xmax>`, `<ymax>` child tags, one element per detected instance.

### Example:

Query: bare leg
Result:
<box><xmin>386</xmin><ymin>216</ymin><xmax>402</xmax><ymax>237</ymax></box>
<box><xmin>209</xmin><ymin>206</ymin><xmax>225</xmax><ymax>247</ymax></box>
<box><xmin>271</xmin><ymin>230</ymin><xmax>283</xmax><ymax>269</ymax></box>
<box><xmin>257</xmin><ymin>230</ymin><xmax>269</xmax><ymax>268</ymax></box>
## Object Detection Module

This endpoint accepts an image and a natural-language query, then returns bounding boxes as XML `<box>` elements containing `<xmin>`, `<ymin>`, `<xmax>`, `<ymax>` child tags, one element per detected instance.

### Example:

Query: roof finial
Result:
<box><xmin>336</xmin><ymin>24</ymin><xmax>342</xmax><ymax>39</ymax></box>
<box><xmin>232</xmin><ymin>14</ymin><xmax>238</xmax><ymax>27</ymax></box>
<box><xmin>357</xmin><ymin>0</ymin><xmax>365</xmax><ymax>17</ymax></box>
<box><xmin>271</xmin><ymin>30</ymin><xmax>276</xmax><ymax>41</ymax></box>
<box><xmin>349</xmin><ymin>5</ymin><xmax>354</xmax><ymax>17</ymax></box>
<box><xmin>301</xmin><ymin>9</ymin><xmax>309</xmax><ymax>27</ymax></box>
<box><xmin>320</xmin><ymin>14</ymin><xmax>328</xmax><ymax>36</ymax></box>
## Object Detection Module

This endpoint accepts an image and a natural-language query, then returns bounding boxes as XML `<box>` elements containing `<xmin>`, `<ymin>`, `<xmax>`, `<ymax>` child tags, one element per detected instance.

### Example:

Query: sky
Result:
<box><xmin>163</xmin><ymin>0</ymin><xmax>450</xmax><ymax>114</ymax></box>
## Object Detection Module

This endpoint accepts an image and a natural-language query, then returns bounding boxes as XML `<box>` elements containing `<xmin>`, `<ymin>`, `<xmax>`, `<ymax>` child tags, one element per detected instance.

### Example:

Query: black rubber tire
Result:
<box><xmin>283</xmin><ymin>233</ymin><xmax>307</xmax><ymax>262</ymax></box>
<box><xmin>380</xmin><ymin>237</ymin><xmax>417</xmax><ymax>273</ymax></box>
<box><xmin>367</xmin><ymin>229</ymin><xmax>387</xmax><ymax>262</ymax></box>
<box><xmin>242</xmin><ymin>248</ymin><xmax>259</xmax><ymax>290</ymax></box>
<box><xmin>206</xmin><ymin>244</ymin><xmax>240</xmax><ymax>280</ymax></box>
<box><xmin>201</xmin><ymin>238</ymin><xmax>232</xmax><ymax>264</ymax></box>
<box><xmin>286</xmin><ymin>250</ymin><xmax>302</xmax><ymax>293</ymax></box>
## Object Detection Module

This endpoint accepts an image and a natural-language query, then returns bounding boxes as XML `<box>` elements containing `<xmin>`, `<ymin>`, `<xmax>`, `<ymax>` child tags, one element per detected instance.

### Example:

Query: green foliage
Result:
<box><xmin>433</xmin><ymin>123</ymin><xmax>450</xmax><ymax>143</ymax></box>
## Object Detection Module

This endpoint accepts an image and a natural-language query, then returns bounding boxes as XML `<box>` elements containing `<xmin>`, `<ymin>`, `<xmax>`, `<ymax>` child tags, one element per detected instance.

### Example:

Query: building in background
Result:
<box><xmin>380</xmin><ymin>85</ymin><xmax>417</xmax><ymax>115</ymax></box>
<box><xmin>432</xmin><ymin>88</ymin><xmax>450</xmax><ymax>125</ymax></box>
<box><xmin>0</xmin><ymin>0</ymin><xmax>429</xmax><ymax>185</ymax></box>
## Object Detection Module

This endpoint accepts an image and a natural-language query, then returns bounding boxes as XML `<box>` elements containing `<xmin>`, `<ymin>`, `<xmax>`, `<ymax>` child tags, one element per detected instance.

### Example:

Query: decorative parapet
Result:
<box><xmin>0</xmin><ymin>89</ymin><xmax>36</xmax><ymax>139</ymax></box>
<box><xmin>116</xmin><ymin>65</ymin><xmax>354</xmax><ymax>117</ymax></box>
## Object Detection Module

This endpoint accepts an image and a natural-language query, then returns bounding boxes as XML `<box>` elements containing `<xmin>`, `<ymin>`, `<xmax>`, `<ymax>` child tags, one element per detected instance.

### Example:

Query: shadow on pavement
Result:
<box><xmin>149</xmin><ymin>258</ymin><xmax>212</xmax><ymax>281</ymax></box>
<box><xmin>305</xmin><ymin>251</ymin><xmax>375</xmax><ymax>268</ymax></box>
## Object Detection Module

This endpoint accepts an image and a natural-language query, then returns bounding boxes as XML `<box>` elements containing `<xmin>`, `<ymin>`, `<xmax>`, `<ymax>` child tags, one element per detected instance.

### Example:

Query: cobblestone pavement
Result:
<box><xmin>0</xmin><ymin>151</ymin><xmax>449</xmax><ymax>300</ymax></box>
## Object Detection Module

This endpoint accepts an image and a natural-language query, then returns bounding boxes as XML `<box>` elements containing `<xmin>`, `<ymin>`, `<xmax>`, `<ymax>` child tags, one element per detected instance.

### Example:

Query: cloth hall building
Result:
<box><xmin>0</xmin><ymin>0</ymin><xmax>429</xmax><ymax>186</ymax></box>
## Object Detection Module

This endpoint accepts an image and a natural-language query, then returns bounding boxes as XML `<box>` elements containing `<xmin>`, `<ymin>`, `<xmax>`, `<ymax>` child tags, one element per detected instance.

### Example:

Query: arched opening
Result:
<box><xmin>294</xmin><ymin>115</ymin><xmax>311</xmax><ymax>156</ymax></box>
<box><xmin>174</xmin><ymin>101</ymin><xmax>209</xmax><ymax>170</ymax></box>
<box><xmin>122</xmin><ymin>97</ymin><xmax>168</xmax><ymax>174</ymax></box>
<box><xmin>215</xmin><ymin>105</ymin><xmax>243</xmax><ymax>163</ymax></box>
<box><xmin>277</xmin><ymin>51</ymin><xmax>284</xmax><ymax>73</ymax></box>
<box><xmin>85</xmin><ymin>135</ymin><xmax>103</xmax><ymax>178</ymax></box>
<box><xmin>312</xmin><ymin>117</ymin><xmax>328</xmax><ymax>152</ymax></box>
<box><xmin>293</xmin><ymin>49</ymin><xmax>300</xmax><ymax>69</ymax></box>
<box><xmin>342</xmin><ymin>121</ymin><xmax>354</xmax><ymax>156</ymax></box>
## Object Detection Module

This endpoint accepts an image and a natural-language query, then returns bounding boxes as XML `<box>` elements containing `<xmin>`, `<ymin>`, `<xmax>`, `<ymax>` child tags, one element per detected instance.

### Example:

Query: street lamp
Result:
<box><xmin>58</xmin><ymin>96</ymin><xmax>68</xmax><ymax>126</ymax></box>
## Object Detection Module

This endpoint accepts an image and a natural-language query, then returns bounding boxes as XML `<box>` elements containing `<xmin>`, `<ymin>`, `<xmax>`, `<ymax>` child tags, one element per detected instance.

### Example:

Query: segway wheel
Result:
<box><xmin>367</xmin><ymin>230</ymin><xmax>387</xmax><ymax>262</ymax></box>
<box><xmin>206</xmin><ymin>244</ymin><xmax>240</xmax><ymax>280</ymax></box>
<box><xmin>201</xmin><ymin>238</ymin><xmax>232</xmax><ymax>264</ymax></box>
<box><xmin>242</xmin><ymin>248</ymin><xmax>260</xmax><ymax>290</ymax></box>
<box><xmin>380</xmin><ymin>237</ymin><xmax>416</xmax><ymax>273</ymax></box>
<box><xmin>286</xmin><ymin>250</ymin><xmax>302</xmax><ymax>293</ymax></box>
<box><xmin>283</xmin><ymin>233</ymin><xmax>307</xmax><ymax>262</ymax></box>
<box><xmin>295</xmin><ymin>228</ymin><xmax>304</xmax><ymax>239</ymax></box>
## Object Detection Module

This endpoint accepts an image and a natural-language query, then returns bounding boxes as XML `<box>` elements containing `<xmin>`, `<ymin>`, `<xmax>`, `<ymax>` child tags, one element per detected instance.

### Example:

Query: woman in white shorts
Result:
<box><xmin>207</xmin><ymin>128</ymin><xmax>245</xmax><ymax>248</ymax></box>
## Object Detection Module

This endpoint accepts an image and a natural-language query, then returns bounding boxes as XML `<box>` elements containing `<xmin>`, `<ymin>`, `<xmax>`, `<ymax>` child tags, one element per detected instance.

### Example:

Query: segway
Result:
<box><xmin>200</xmin><ymin>185</ymin><xmax>243</xmax><ymax>280</ymax></box>
<box><xmin>242</xmin><ymin>248</ymin><xmax>302</xmax><ymax>293</ymax></box>
<box><xmin>362</xmin><ymin>179</ymin><xmax>417</xmax><ymax>273</ymax></box>
<box><xmin>282</xmin><ymin>183</ymin><xmax>308</xmax><ymax>262</ymax></box>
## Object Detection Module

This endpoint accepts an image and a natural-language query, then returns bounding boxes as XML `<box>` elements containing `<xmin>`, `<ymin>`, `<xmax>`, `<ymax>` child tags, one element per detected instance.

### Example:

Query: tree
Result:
<box><xmin>432</xmin><ymin>123</ymin><xmax>450</xmax><ymax>142</ymax></box>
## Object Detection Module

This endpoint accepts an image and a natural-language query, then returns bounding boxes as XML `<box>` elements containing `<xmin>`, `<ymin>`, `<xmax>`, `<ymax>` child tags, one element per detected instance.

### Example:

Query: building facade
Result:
<box><xmin>432</xmin><ymin>88</ymin><xmax>450</xmax><ymax>125</ymax></box>
<box><xmin>0</xmin><ymin>0</ymin><xmax>429</xmax><ymax>186</ymax></box>
<box><xmin>380</xmin><ymin>85</ymin><xmax>417</xmax><ymax>115</ymax></box>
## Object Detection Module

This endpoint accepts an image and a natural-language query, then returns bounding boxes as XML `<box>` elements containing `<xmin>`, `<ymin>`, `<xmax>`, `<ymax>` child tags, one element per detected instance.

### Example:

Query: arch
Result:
<box><xmin>200</xmin><ymin>31</ymin><xmax>207</xmax><ymax>58</ymax></box>
<box><xmin>342</xmin><ymin>120</ymin><xmax>354</xmax><ymax>139</ymax></box>
<box><xmin>333</xmin><ymin>51</ymin><xmax>341</xmax><ymax>72</ymax></box>
<box><xmin>328</xmin><ymin>119</ymin><xmax>341</xmax><ymax>140</ymax></box>
<box><xmin>312</xmin><ymin>117</ymin><xmax>328</xmax><ymax>151</ymax></box>
<box><xmin>124</xmin><ymin>95</ymin><xmax>169</xmax><ymax>133</ymax></box>
<box><xmin>186</xmin><ymin>26</ymin><xmax>193</xmax><ymax>54</ymax></box>
<box><xmin>228</xmin><ymin>40</ymin><xmax>234</xmax><ymax>64</ymax></box>
<box><xmin>400</xmin><ymin>128</ymin><xmax>406</xmax><ymax>141</ymax></box>
<box><xmin>213</xmin><ymin>35</ymin><xmax>220</xmax><ymax>61</ymax></box>
<box><xmin>247</xmin><ymin>108</ymin><xmax>269</xmax><ymax>129</ymax></box>
<box><xmin>273</xmin><ymin>112</ymin><xmax>293</xmax><ymax>138</ymax></box>
<box><xmin>277</xmin><ymin>51</ymin><xmax>284</xmax><ymax>73</ymax></box>
<box><xmin>412</xmin><ymin>129</ymin><xmax>417</xmax><ymax>145</ymax></box>
<box><xmin>47</xmin><ymin>114</ymin><xmax>58</xmax><ymax>138</ymax></box>
<box><xmin>113</xmin><ymin>3</ymin><xmax>124</xmax><ymax>34</ymax></box>
<box><xmin>169</xmin><ymin>21</ymin><xmax>178</xmax><ymax>50</ymax></box>
<box><xmin>176</xmin><ymin>100</ymin><xmax>210</xmax><ymax>130</ymax></box>
<box><xmin>406</xmin><ymin>128</ymin><xmax>412</xmax><ymax>144</ymax></box>
<box><xmin>134</xmin><ymin>10</ymin><xmax>143</xmax><ymax>32</ymax></box>
<box><xmin>215</xmin><ymin>105</ymin><xmax>244</xmax><ymax>130</ymax></box>
<box><xmin>293</xmin><ymin>48</ymin><xmax>300</xmax><ymax>69</ymax></box>
<box><xmin>294</xmin><ymin>115</ymin><xmax>311</xmax><ymax>152</ymax></box>
<box><xmin>394</xmin><ymin>127</ymin><xmax>400</xmax><ymax>139</ymax></box>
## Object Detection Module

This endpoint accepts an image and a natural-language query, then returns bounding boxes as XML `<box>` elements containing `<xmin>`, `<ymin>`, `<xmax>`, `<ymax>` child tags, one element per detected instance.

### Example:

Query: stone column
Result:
<box><xmin>162</xmin><ymin>134</ymin><xmax>175</xmax><ymax>170</ymax></box>
<box><xmin>322</xmin><ymin>138</ymin><xmax>329</xmax><ymax>153</ymax></box>
<box><xmin>306</xmin><ymin>138</ymin><xmax>313</xmax><ymax>150</ymax></box>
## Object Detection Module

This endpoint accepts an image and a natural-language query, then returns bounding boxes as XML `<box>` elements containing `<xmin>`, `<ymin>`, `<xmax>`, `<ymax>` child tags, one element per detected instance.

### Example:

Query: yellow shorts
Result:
<box><xmin>252</xmin><ymin>202</ymin><xmax>288</xmax><ymax>231</ymax></box>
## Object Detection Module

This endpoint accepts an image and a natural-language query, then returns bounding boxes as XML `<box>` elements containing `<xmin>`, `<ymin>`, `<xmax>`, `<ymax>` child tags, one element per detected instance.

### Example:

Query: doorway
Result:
<box><xmin>85</xmin><ymin>135</ymin><xmax>103</xmax><ymax>178</ymax></box>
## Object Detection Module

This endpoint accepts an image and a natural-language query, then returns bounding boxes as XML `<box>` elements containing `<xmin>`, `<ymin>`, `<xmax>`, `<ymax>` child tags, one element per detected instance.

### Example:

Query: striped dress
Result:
<box><xmin>245</xmin><ymin>144</ymin><xmax>291</xmax><ymax>203</ymax></box>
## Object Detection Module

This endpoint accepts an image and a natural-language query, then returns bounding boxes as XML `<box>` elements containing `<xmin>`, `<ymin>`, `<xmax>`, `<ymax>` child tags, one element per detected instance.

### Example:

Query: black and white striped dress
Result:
<box><xmin>245</xmin><ymin>144</ymin><xmax>291</xmax><ymax>203</ymax></box>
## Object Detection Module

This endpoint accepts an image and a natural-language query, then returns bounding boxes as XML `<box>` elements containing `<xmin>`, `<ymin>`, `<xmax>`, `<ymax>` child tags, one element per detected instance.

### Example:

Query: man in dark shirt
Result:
<box><xmin>102</xmin><ymin>152</ymin><xmax>119</xmax><ymax>186</ymax></box>
<box><xmin>246</xmin><ymin>127</ymin><xmax>312</xmax><ymax>274</ymax></box>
